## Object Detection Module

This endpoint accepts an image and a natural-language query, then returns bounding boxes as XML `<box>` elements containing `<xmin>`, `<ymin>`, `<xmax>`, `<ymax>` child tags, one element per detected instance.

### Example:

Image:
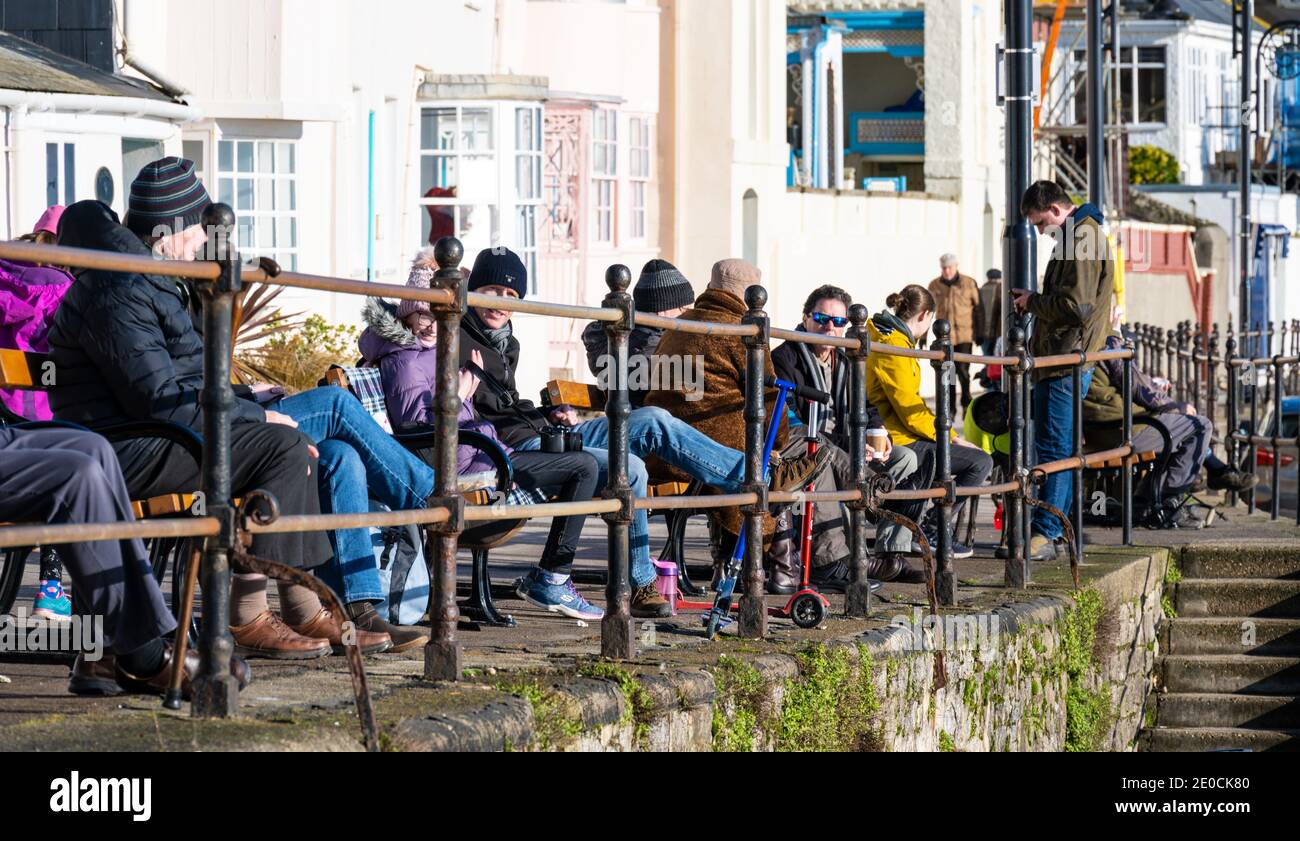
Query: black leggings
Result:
<box><xmin>415</xmin><ymin>445</ymin><xmax>599</xmax><ymax>575</ymax></box>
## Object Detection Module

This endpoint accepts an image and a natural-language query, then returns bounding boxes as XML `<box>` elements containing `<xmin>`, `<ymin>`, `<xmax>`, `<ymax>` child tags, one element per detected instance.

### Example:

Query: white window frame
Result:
<box><xmin>1072</xmin><ymin>44</ymin><xmax>1168</xmax><ymax>128</ymax></box>
<box><xmin>46</xmin><ymin>140</ymin><xmax>75</xmax><ymax>208</ymax></box>
<box><xmin>592</xmin><ymin>107</ymin><xmax>618</xmax><ymax>247</ymax></box>
<box><xmin>628</xmin><ymin>114</ymin><xmax>651</xmax><ymax>242</ymax></box>
<box><xmin>215</xmin><ymin>136</ymin><xmax>300</xmax><ymax>271</ymax></box>
<box><xmin>418</xmin><ymin>101</ymin><xmax>543</xmax><ymax>292</ymax></box>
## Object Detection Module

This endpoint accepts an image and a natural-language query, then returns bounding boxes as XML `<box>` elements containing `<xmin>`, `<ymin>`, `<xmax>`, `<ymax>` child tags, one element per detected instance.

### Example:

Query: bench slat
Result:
<box><xmin>0</xmin><ymin>348</ymin><xmax>44</xmax><ymax>391</ymax></box>
<box><xmin>544</xmin><ymin>380</ymin><xmax>603</xmax><ymax>411</ymax></box>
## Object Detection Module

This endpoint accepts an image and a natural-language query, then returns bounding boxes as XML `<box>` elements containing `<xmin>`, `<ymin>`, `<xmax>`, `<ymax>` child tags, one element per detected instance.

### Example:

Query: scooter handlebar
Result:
<box><xmin>765</xmin><ymin>376</ymin><xmax>830</xmax><ymax>406</ymax></box>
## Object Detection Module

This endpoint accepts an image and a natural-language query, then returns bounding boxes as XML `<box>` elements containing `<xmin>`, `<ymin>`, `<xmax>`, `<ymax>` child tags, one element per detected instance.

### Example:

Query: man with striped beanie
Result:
<box><xmin>124</xmin><ymin>156</ymin><xmax>212</xmax><ymax>260</ymax></box>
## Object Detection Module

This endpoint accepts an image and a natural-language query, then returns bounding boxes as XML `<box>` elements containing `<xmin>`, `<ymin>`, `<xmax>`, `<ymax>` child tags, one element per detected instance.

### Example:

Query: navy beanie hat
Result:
<box><xmin>125</xmin><ymin>157</ymin><xmax>212</xmax><ymax>240</ymax></box>
<box><xmin>468</xmin><ymin>247</ymin><xmax>528</xmax><ymax>299</ymax></box>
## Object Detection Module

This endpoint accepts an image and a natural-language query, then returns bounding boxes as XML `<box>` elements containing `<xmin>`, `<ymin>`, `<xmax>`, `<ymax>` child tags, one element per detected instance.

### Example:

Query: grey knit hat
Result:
<box><xmin>634</xmin><ymin>259</ymin><xmax>695</xmax><ymax>313</ymax></box>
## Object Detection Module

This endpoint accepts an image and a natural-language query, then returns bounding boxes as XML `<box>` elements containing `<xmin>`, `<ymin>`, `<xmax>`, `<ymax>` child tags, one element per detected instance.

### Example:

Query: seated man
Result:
<box><xmin>48</xmin><ymin>160</ymin><xmax>427</xmax><ymax>656</ymax></box>
<box><xmin>1099</xmin><ymin>328</ymin><xmax>1255</xmax><ymax>494</ymax></box>
<box><xmin>865</xmin><ymin>285</ymin><xmax>994</xmax><ymax>569</ymax></box>
<box><xmin>771</xmin><ymin>283</ymin><xmax>930</xmax><ymax>591</ymax></box>
<box><xmin>459</xmin><ymin>249</ymin><xmax>824</xmax><ymax>616</ymax></box>
<box><xmin>0</xmin><ymin>425</ymin><xmax>248</xmax><ymax>697</ymax></box>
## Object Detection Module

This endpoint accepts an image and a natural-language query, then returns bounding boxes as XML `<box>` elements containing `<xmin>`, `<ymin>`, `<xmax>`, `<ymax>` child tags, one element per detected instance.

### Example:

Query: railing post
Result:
<box><xmin>191</xmin><ymin>203</ymin><xmax>240</xmax><ymax>717</ymax></box>
<box><xmin>1226</xmin><ymin>336</ymin><xmax>1241</xmax><ymax>509</ymax></box>
<box><xmin>1192</xmin><ymin>329</ymin><xmax>1203</xmax><ymax>416</ymax></box>
<box><xmin>1007</xmin><ymin>326</ymin><xmax>1029</xmax><ymax>588</ymax></box>
<box><xmin>1170</xmin><ymin>328</ymin><xmax>1180</xmax><ymax>395</ymax></box>
<box><xmin>930</xmin><ymin>320</ymin><xmax>956</xmax><ymax>605</ymax></box>
<box><xmin>424</xmin><ymin>237</ymin><xmax>466</xmax><ymax>680</ymax></box>
<box><xmin>1122</xmin><ymin>339</ymin><xmax>1134</xmax><ymax>545</ymax></box>
<box><xmin>1071</xmin><ymin>349</ymin><xmax>1085</xmax><ymax>562</ymax></box>
<box><xmin>1268</xmin><ymin>320</ymin><xmax>1277</xmax><ymax>358</ymax></box>
<box><xmin>845</xmin><ymin>304</ymin><xmax>874</xmax><ymax>617</ymax></box>
<box><xmin>1176</xmin><ymin>322</ymin><xmax>1189</xmax><ymax>404</ymax></box>
<box><xmin>1248</xmin><ymin>351</ymin><xmax>1259</xmax><ymax>516</ymax></box>
<box><xmin>738</xmin><ymin>285</ymin><xmax>770</xmax><ymax>638</ymax></box>
<box><xmin>1271</xmin><ymin>355</ymin><xmax>1284</xmax><ymax>522</ymax></box>
<box><xmin>600</xmin><ymin>265</ymin><xmax>636</xmax><ymax>659</ymax></box>
<box><xmin>1207</xmin><ymin>332</ymin><xmax>1220</xmax><ymax>449</ymax></box>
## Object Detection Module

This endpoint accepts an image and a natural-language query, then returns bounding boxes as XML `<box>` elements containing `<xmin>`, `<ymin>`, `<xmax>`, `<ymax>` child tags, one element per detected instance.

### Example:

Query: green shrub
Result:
<box><xmin>1129</xmin><ymin>145</ymin><xmax>1180</xmax><ymax>185</ymax></box>
<box><xmin>237</xmin><ymin>314</ymin><xmax>359</xmax><ymax>393</ymax></box>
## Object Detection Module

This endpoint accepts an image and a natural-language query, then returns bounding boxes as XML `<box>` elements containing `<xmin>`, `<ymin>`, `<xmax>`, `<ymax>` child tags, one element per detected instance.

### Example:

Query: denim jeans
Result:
<box><xmin>1031</xmin><ymin>369</ymin><xmax>1092</xmax><ymax>540</ymax></box>
<box><xmin>278</xmin><ymin>387</ymin><xmax>436</xmax><ymax>603</ymax></box>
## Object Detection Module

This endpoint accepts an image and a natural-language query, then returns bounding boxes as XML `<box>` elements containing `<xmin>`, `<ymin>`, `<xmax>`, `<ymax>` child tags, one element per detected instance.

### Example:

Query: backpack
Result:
<box><xmin>370</xmin><ymin>501</ymin><xmax>430</xmax><ymax>625</ymax></box>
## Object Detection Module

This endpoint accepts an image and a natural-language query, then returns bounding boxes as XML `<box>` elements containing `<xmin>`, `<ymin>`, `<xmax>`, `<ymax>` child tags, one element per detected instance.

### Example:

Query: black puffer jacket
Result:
<box><xmin>46</xmin><ymin>200</ymin><xmax>266</xmax><ymax>431</ymax></box>
<box><xmin>580</xmin><ymin>320</ymin><xmax>664</xmax><ymax>409</ymax></box>
<box><xmin>458</xmin><ymin>311</ymin><xmax>547</xmax><ymax>448</ymax></box>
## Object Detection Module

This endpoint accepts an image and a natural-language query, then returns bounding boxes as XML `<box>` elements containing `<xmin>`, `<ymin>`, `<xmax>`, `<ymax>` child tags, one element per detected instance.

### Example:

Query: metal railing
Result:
<box><xmin>0</xmin><ymin>208</ymin><xmax>1156</xmax><ymax>746</ymax></box>
<box><xmin>1130</xmin><ymin>318</ymin><xmax>1300</xmax><ymax>523</ymax></box>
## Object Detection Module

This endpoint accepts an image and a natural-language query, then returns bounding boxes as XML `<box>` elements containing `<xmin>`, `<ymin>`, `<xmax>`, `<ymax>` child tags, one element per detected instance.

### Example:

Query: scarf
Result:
<box><xmin>467</xmin><ymin>309</ymin><xmax>514</xmax><ymax>357</ymax></box>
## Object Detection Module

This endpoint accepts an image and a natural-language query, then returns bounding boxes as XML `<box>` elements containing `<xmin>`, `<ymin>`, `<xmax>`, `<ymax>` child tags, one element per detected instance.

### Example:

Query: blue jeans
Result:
<box><xmin>278</xmin><ymin>388</ymin><xmax>436</xmax><ymax>603</ymax></box>
<box><xmin>1031</xmin><ymin>369</ymin><xmax>1092</xmax><ymax>540</ymax></box>
<box><xmin>519</xmin><ymin>406</ymin><xmax>752</xmax><ymax>588</ymax></box>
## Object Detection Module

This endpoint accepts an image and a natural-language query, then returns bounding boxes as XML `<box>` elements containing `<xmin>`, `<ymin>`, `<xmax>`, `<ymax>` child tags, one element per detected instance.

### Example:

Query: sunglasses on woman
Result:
<box><xmin>809</xmin><ymin>312</ymin><xmax>849</xmax><ymax>328</ymax></box>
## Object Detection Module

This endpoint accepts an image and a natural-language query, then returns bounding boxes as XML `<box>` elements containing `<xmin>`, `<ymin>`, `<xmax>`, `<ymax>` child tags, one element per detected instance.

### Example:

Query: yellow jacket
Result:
<box><xmin>864</xmin><ymin>312</ymin><xmax>952</xmax><ymax>446</ymax></box>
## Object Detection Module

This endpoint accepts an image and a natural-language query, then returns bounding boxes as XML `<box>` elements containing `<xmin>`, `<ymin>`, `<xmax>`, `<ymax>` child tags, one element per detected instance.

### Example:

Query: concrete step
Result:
<box><xmin>1165</xmin><ymin>617</ymin><xmax>1300</xmax><ymax>656</ymax></box>
<box><xmin>1174</xmin><ymin>580</ymin><xmax>1300</xmax><ymax>618</ymax></box>
<box><xmin>1157</xmin><ymin>693</ymin><xmax>1300</xmax><ymax>729</ymax></box>
<box><xmin>1143</xmin><ymin>727</ymin><xmax>1300</xmax><ymax>752</ymax></box>
<box><xmin>1162</xmin><ymin>655</ymin><xmax>1300</xmax><ymax>695</ymax></box>
<box><xmin>1180</xmin><ymin>546</ymin><xmax>1300</xmax><ymax>580</ymax></box>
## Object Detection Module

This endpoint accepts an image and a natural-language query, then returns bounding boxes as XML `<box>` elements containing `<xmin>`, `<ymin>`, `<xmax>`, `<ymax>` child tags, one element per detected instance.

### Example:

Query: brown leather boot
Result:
<box><xmin>765</xmin><ymin>506</ymin><xmax>801</xmax><ymax>595</ymax></box>
<box><xmin>69</xmin><ymin>652</ymin><xmax>122</xmax><ymax>696</ymax></box>
<box><xmin>114</xmin><ymin>644</ymin><xmax>252</xmax><ymax>699</ymax></box>
<box><xmin>231</xmin><ymin>610</ymin><xmax>332</xmax><ymax>660</ymax></box>
<box><xmin>289</xmin><ymin>606</ymin><xmax>393</xmax><ymax>655</ymax></box>
<box><xmin>347</xmin><ymin>601</ymin><xmax>428</xmax><ymax>653</ymax></box>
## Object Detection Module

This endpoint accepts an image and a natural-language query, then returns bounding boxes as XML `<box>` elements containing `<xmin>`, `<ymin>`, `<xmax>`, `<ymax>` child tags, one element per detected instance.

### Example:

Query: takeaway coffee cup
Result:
<box><xmin>866</xmin><ymin>428</ymin><xmax>889</xmax><ymax>459</ymax></box>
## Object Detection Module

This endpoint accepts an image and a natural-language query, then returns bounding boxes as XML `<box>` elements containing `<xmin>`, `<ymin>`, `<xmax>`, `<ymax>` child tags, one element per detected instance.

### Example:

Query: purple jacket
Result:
<box><xmin>0</xmin><ymin>259</ymin><xmax>72</xmax><ymax>420</ymax></box>
<box><xmin>359</xmin><ymin>297</ymin><xmax>510</xmax><ymax>475</ymax></box>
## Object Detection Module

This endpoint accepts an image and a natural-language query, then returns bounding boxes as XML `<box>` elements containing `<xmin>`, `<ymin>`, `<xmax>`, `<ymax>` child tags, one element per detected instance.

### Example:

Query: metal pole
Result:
<box><xmin>1166</xmin><ymin>328</ymin><xmax>1176</xmax><ymax>386</ymax></box>
<box><xmin>601</xmin><ymin>265</ymin><xmax>636</xmax><ymax>658</ymax></box>
<box><xmin>1271</xmin><ymin>356</ymin><xmax>1283</xmax><ymax>521</ymax></box>
<box><xmin>1226</xmin><ymin>336</ymin><xmax>1241</xmax><ymax>508</ymax></box>
<box><xmin>1087</xmin><ymin>0</ymin><xmax>1104</xmax><ymax>207</ymax></box>
<box><xmin>845</xmin><ymin>304</ymin><xmax>874</xmax><ymax>617</ymax></box>
<box><xmin>931</xmin><ymin>320</ymin><xmax>955</xmax><ymax>605</ymax></box>
<box><xmin>424</xmin><ymin>237</ymin><xmax>466</xmax><ymax>681</ymax></box>
<box><xmin>1208</xmin><ymin>332</ymin><xmax>1220</xmax><ymax>444</ymax></box>
<box><xmin>1192</xmin><ymin>330</ymin><xmax>1203</xmax><ymax>416</ymax></box>
<box><xmin>1072</xmin><ymin>352</ymin><xmax>1085</xmax><ymax>561</ymax></box>
<box><xmin>738</xmin><ymin>285</ymin><xmax>770</xmax><ymax>638</ymax></box>
<box><xmin>1122</xmin><ymin>339</ymin><xmax>1134</xmax><ymax>545</ymax></box>
<box><xmin>191</xmin><ymin>203</ymin><xmax>239</xmax><ymax>717</ymax></box>
<box><xmin>1002</xmin><ymin>0</ymin><xmax>1035</xmax><ymax>368</ymax></box>
<box><xmin>1239</xmin><ymin>0</ymin><xmax>1254</xmax><ymax>346</ymax></box>
<box><xmin>1007</xmin><ymin>326</ymin><xmax>1028</xmax><ymax>588</ymax></box>
<box><xmin>1248</xmin><ymin>354</ymin><xmax>1259</xmax><ymax>515</ymax></box>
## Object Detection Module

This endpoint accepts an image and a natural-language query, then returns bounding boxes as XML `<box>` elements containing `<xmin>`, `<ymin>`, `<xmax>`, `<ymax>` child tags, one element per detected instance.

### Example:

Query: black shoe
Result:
<box><xmin>872</xmin><ymin>552</ymin><xmax>930</xmax><ymax>584</ymax></box>
<box><xmin>1207</xmin><ymin>468</ymin><xmax>1259</xmax><ymax>493</ymax></box>
<box><xmin>910</xmin><ymin>534</ymin><xmax>974</xmax><ymax>560</ymax></box>
<box><xmin>809</xmin><ymin>560</ymin><xmax>882</xmax><ymax>594</ymax></box>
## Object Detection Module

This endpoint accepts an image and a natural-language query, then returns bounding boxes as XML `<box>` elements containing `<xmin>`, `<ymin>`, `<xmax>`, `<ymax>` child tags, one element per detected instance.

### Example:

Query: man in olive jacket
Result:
<box><xmin>1013</xmin><ymin>180</ymin><xmax>1115</xmax><ymax>560</ymax></box>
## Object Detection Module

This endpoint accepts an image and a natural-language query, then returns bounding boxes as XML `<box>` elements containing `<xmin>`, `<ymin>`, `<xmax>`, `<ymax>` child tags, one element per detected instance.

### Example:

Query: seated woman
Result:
<box><xmin>48</xmin><ymin>162</ymin><xmax>431</xmax><ymax>657</ymax></box>
<box><xmin>358</xmin><ymin>250</ymin><xmax>603</xmax><ymax>621</ymax></box>
<box><xmin>0</xmin><ymin>425</ymin><xmax>248</xmax><ymax>698</ymax></box>
<box><xmin>865</xmin><ymin>285</ymin><xmax>993</xmax><ymax>563</ymax></box>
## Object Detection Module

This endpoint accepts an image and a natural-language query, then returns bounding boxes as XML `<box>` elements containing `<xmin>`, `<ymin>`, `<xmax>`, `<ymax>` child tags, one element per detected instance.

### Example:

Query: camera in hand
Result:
<box><xmin>540</xmin><ymin>426</ymin><xmax>584</xmax><ymax>454</ymax></box>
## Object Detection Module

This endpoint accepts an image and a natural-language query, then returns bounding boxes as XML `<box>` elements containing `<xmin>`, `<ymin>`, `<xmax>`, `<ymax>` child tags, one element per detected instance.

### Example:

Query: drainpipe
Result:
<box><xmin>121</xmin><ymin>0</ymin><xmax>193</xmax><ymax>102</ymax></box>
<box><xmin>367</xmin><ymin>109</ymin><xmax>375</xmax><ymax>281</ymax></box>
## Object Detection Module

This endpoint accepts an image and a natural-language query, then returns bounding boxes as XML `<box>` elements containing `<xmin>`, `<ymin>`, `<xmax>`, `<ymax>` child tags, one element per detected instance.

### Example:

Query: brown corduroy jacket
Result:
<box><xmin>927</xmin><ymin>273</ymin><xmax>983</xmax><ymax>346</ymax></box>
<box><xmin>643</xmin><ymin>288</ymin><xmax>788</xmax><ymax>541</ymax></box>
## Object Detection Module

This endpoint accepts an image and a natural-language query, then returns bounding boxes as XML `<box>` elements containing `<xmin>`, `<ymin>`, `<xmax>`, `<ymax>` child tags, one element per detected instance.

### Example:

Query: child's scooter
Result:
<box><xmin>704</xmin><ymin>377</ymin><xmax>828</xmax><ymax>639</ymax></box>
<box><xmin>767</xmin><ymin>400</ymin><xmax>832</xmax><ymax>630</ymax></box>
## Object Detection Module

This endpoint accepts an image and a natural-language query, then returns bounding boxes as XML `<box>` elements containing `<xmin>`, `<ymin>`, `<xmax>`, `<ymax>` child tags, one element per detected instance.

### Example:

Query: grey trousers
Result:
<box><xmin>1134</xmin><ymin>412</ymin><xmax>1211</xmax><ymax>496</ymax></box>
<box><xmin>781</xmin><ymin>433</ymin><xmax>922</xmax><ymax>564</ymax></box>
<box><xmin>0</xmin><ymin>427</ymin><xmax>175</xmax><ymax>655</ymax></box>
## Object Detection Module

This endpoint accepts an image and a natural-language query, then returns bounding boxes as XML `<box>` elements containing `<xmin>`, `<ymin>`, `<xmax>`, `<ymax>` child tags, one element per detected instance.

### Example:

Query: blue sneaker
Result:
<box><xmin>33</xmin><ymin>579</ymin><xmax>72</xmax><ymax>622</ymax></box>
<box><xmin>515</xmin><ymin>569</ymin><xmax>604</xmax><ymax>620</ymax></box>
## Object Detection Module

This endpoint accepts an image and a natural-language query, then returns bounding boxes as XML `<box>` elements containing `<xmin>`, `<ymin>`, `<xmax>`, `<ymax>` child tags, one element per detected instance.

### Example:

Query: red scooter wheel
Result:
<box><xmin>790</xmin><ymin>592</ymin><xmax>826</xmax><ymax>629</ymax></box>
